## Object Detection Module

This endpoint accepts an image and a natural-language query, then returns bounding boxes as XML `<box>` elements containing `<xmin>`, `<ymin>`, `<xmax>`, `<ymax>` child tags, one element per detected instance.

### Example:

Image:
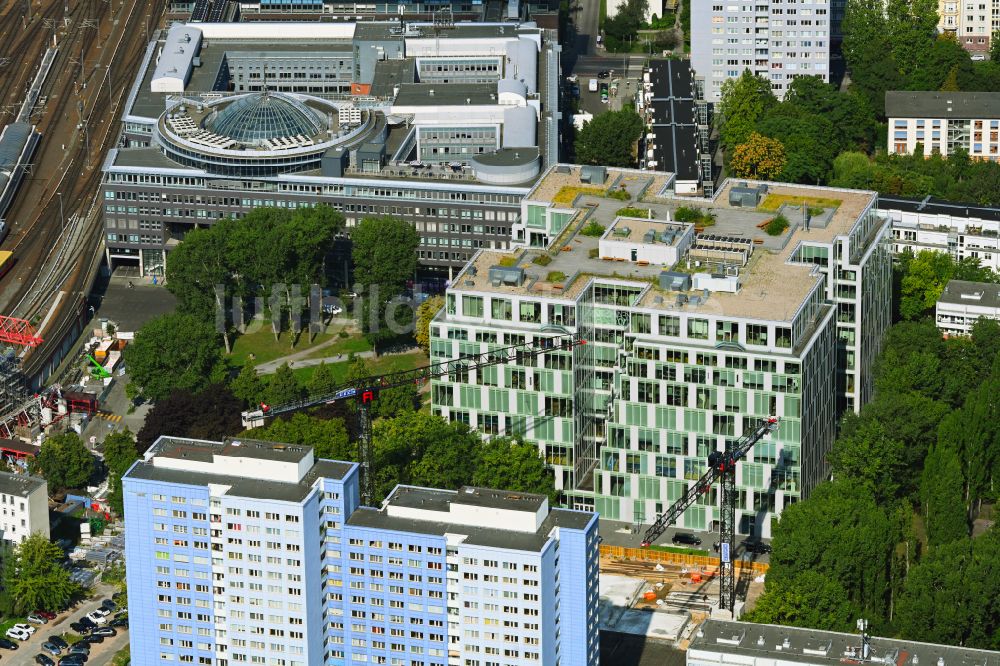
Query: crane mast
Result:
<box><xmin>241</xmin><ymin>333</ymin><xmax>586</xmax><ymax>503</ymax></box>
<box><xmin>640</xmin><ymin>416</ymin><xmax>779</xmax><ymax>615</ymax></box>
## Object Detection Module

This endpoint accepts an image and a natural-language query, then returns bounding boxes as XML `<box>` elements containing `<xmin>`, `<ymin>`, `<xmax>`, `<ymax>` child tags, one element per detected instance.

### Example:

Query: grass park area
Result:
<box><xmin>227</xmin><ymin>321</ymin><xmax>371</xmax><ymax>369</ymax></box>
<box><xmin>646</xmin><ymin>544</ymin><xmax>713</xmax><ymax>557</ymax></box>
<box><xmin>290</xmin><ymin>350</ymin><xmax>429</xmax><ymax>386</ymax></box>
<box><xmin>758</xmin><ymin>193</ymin><xmax>842</xmax><ymax>213</ymax></box>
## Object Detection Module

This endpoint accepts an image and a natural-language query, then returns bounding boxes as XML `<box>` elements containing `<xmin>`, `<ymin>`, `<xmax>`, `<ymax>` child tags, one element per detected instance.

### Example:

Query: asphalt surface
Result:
<box><xmin>89</xmin><ymin>274</ymin><xmax>177</xmax><ymax>334</ymax></box>
<box><xmin>3</xmin><ymin>582</ymin><xmax>128</xmax><ymax>666</ymax></box>
<box><xmin>600</xmin><ymin>630</ymin><xmax>686</xmax><ymax>666</ymax></box>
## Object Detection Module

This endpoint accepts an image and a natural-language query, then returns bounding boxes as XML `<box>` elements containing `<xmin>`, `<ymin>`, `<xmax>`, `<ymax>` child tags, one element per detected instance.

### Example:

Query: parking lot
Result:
<box><xmin>3</xmin><ymin>582</ymin><xmax>129</xmax><ymax>666</ymax></box>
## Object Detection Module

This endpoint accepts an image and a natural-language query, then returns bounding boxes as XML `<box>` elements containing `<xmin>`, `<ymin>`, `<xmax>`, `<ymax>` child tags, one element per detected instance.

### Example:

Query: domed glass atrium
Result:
<box><xmin>207</xmin><ymin>91</ymin><xmax>326</xmax><ymax>146</ymax></box>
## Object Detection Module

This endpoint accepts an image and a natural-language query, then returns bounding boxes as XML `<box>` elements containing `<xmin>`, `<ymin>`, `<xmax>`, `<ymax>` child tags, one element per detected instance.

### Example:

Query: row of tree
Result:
<box><xmin>745</xmin><ymin>259</ymin><xmax>1000</xmax><ymax>646</ymax></box>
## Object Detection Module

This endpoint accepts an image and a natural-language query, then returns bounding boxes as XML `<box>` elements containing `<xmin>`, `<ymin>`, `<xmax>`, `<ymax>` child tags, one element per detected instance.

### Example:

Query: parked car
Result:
<box><xmin>91</xmin><ymin>627</ymin><xmax>116</xmax><ymax>638</ymax></box>
<box><xmin>59</xmin><ymin>657</ymin><xmax>86</xmax><ymax>666</ymax></box>
<box><xmin>35</xmin><ymin>610</ymin><xmax>57</xmax><ymax>621</ymax></box>
<box><xmin>13</xmin><ymin>623</ymin><xmax>36</xmax><ymax>634</ymax></box>
<box><xmin>111</xmin><ymin>592</ymin><xmax>124</xmax><ymax>602</ymax></box>
<box><xmin>99</xmin><ymin>599</ymin><xmax>117</xmax><ymax>613</ymax></box>
<box><xmin>0</xmin><ymin>637</ymin><xmax>19</xmax><ymax>649</ymax></box>
<box><xmin>28</xmin><ymin>613</ymin><xmax>49</xmax><ymax>624</ymax></box>
<box><xmin>6</xmin><ymin>627</ymin><xmax>32</xmax><ymax>641</ymax></box>
<box><xmin>597</xmin><ymin>70</ymin><xmax>610</xmax><ymax>79</ymax></box>
<box><xmin>42</xmin><ymin>641</ymin><xmax>62</xmax><ymax>656</ymax></box>
<box><xmin>110</xmin><ymin>617</ymin><xmax>129</xmax><ymax>628</ymax></box>
<box><xmin>671</xmin><ymin>532</ymin><xmax>703</xmax><ymax>546</ymax></box>
<box><xmin>68</xmin><ymin>645</ymin><xmax>90</xmax><ymax>657</ymax></box>
<box><xmin>82</xmin><ymin>633</ymin><xmax>104</xmax><ymax>644</ymax></box>
<box><xmin>69</xmin><ymin>621</ymin><xmax>90</xmax><ymax>634</ymax></box>
<box><xmin>79</xmin><ymin>616</ymin><xmax>96</xmax><ymax>629</ymax></box>
<box><xmin>84</xmin><ymin>611</ymin><xmax>107</xmax><ymax>626</ymax></box>
<box><xmin>49</xmin><ymin>636</ymin><xmax>68</xmax><ymax>650</ymax></box>
<box><xmin>741</xmin><ymin>539</ymin><xmax>773</xmax><ymax>554</ymax></box>
<box><xmin>36</xmin><ymin>655</ymin><xmax>56</xmax><ymax>666</ymax></box>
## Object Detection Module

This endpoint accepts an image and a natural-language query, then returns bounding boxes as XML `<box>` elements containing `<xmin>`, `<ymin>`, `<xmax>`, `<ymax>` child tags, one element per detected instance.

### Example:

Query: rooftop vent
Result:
<box><xmin>659</xmin><ymin>271</ymin><xmax>692</xmax><ymax>292</ymax></box>
<box><xmin>488</xmin><ymin>265</ymin><xmax>525</xmax><ymax>287</ymax></box>
<box><xmin>643</xmin><ymin>229</ymin><xmax>656</xmax><ymax>244</ymax></box>
<box><xmin>579</xmin><ymin>165</ymin><xmax>607</xmax><ymax>184</ymax></box>
<box><xmin>613</xmin><ymin>226</ymin><xmax>631</xmax><ymax>237</ymax></box>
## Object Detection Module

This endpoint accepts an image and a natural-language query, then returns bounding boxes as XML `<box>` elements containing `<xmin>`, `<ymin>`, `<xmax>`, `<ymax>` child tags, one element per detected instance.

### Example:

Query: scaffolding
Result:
<box><xmin>0</xmin><ymin>352</ymin><xmax>37</xmax><ymax>439</ymax></box>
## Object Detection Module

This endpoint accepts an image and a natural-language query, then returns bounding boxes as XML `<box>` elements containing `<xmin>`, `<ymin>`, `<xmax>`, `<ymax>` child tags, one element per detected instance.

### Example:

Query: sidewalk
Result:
<box><xmin>255</xmin><ymin>348</ymin><xmax>376</xmax><ymax>374</ymax></box>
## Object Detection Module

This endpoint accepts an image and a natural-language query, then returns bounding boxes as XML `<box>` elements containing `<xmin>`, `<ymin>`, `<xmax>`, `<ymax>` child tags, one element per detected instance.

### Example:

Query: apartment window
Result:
<box><xmin>687</xmin><ymin>318</ymin><xmax>709</xmax><ymax>339</ymax></box>
<box><xmin>659</xmin><ymin>315</ymin><xmax>681</xmax><ymax>336</ymax></box>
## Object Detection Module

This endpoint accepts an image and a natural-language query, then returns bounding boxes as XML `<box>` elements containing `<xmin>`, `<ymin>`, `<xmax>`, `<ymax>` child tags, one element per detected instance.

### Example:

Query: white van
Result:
<box><xmin>589</xmin><ymin>79</ymin><xmax>598</xmax><ymax>92</ymax></box>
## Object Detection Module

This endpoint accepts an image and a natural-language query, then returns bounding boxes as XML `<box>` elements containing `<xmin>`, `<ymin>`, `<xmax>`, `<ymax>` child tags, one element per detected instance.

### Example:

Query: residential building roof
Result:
<box><xmin>878</xmin><ymin>195</ymin><xmax>1000</xmax><ymax>223</ymax></box>
<box><xmin>0</xmin><ymin>472</ymin><xmax>46</xmax><ymax>497</ymax></box>
<box><xmin>938</xmin><ymin>279</ymin><xmax>1000</xmax><ymax>310</ymax></box>
<box><xmin>885</xmin><ymin>91</ymin><xmax>1000</xmax><ymax>119</ymax></box>
<box><xmin>690</xmin><ymin>619</ymin><xmax>1000</xmax><ymax>666</ymax></box>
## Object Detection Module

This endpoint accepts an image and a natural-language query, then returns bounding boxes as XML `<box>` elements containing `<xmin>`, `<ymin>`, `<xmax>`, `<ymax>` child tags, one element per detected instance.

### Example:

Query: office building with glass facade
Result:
<box><xmin>429</xmin><ymin>165</ymin><xmax>892</xmax><ymax>537</ymax></box>
<box><xmin>123</xmin><ymin>436</ymin><xmax>599</xmax><ymax>666</ymax></box>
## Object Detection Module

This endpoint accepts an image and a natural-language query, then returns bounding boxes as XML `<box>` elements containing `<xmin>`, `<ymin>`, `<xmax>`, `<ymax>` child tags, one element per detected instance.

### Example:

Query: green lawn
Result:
<box><xmin>0</xmin><ymin>617</ymin><xmax>28</xmax><ymax>634</ymax></box>
<box><xmin>300</xmin><ymin>334</ymin><xmax>372</xmax><ymax>361</ymax></box>
<box><xmin>112</xmin><ymin>646</ymin><xmax>131</xmax><ymax>665</ymax></box>
<box><xmin>227</xmin><ymin>322</ymin><xmax>352</xmax><ymax>368</ymax></box>
<box><xmin>758</xmin><ymin>193</ymin><xmax>842</xmax><ymax>213</ymax></box>
<box><xmin>291</xmin><ymin>350</ymin><xmax>429</xmax><ymax>385</ymax></box>
<box><xmin>646</xmin><ymin>544</ymin><xmax>715</xmax><ymax>557</ymax></box>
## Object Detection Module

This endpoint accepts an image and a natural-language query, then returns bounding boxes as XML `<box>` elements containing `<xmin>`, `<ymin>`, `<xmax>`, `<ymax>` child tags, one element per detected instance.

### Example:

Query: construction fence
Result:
<box><xmin>600</xmin><ymin>544</ymin><xmax>770</xmax><ymax>576</ymax></box>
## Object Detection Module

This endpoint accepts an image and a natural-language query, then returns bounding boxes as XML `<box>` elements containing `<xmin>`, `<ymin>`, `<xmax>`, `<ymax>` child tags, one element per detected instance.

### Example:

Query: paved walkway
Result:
<box><xmin>5</xmin><ymin>581</ymin><xmax>129</xmax><ymax>666</ymax></box>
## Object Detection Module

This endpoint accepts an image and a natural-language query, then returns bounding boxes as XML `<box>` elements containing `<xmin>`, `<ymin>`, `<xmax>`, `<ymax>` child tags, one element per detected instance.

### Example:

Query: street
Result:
<box><xmin>3</xmin><ymin>582</ymin><xmax>128</xmax><ymax>666</ymax></box>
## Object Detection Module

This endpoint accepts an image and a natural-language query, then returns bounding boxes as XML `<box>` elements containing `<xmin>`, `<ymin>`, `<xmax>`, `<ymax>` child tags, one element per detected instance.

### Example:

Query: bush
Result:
<box><xmin>765</xmin><ymin>214</ymin><xmax>790</xmax><ymax>236</ymax></box>
<box><xmin>617</xmin><ymin>206</ymin><xmax>649</xmax><ymax>218</ymax></box>
<box><xmin>588</xmin><ymin>248</ymin><xmax>600</xmax><ymax>258</ymax></box>
<box><xmin>673</xmin><ymin>206</ymin><xmax>703</xmax><ymax>222</ymax></box>
<box><xmin>546</xmin><ymin>271</ymin><xmax>567</xmax><ymax>283</ymax></box>
<box><xmin>580</xmin><ymin>221</ymin><xmax>606</xmax><ymax>237</ymax></box>
<box><xmin>498</xmin><ymin>256</ymin><xmax>518</xmax><ymax>267</ymax></box>
<box><xmin>606</xmin><ymin>188</ymin><xmax>631</xmax><ymax>201</ymax></box>
<box><xmin>531</xmin><ymin>254</ymin><xmax>552</xmax><ymax>266</ymax></box>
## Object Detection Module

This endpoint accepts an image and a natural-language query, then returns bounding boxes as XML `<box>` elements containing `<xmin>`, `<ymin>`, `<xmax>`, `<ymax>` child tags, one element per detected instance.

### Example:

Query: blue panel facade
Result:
<box><xmin>555</xmin><ymin>513</ymin><xmax>601</xmax><ymax>666</ymax></box>
<box><xmin>123</xmin><ymin>475</ymin><xmax>214</xmax><ymax>665</ymax></box>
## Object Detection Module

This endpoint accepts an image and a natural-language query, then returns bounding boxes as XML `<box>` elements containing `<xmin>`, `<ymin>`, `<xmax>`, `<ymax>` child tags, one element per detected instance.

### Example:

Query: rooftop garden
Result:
<box><xmin>552</xmin><ymin>184</ymin><xmax>634</xmax><ymax>206</ymax></box>
<box><xmin>758</xmin><ymin>193</ymin><xmax>841</xmax><ymax>213</ymax></box>
<box><xmin>617</xmin><ymin>206</ymin><xmax>651</xmax><ymax>218</ymax></box>
<box><xmin>673</xmin><ymin>205</ymin><xmax>716</xmax><ymax>227</ymax></box>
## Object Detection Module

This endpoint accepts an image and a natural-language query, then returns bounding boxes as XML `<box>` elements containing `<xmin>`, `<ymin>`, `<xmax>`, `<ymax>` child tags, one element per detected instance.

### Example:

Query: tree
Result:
<box><xmin>373</xmin><ymin>384</ymin><xmax>419</xmax><ymax>419</ymax></box>
<box><xmin>306</xmin><ymin>361</ymin><xmax>338</xmax><ymax>396</ymax></box>
<box><xmin>899</xmin><ymin>250</ymin><xmax>959</xmax><ymax>320</ymax></box>
<box><xmin>920</xmin><ymin>440</ymin><xmax>968</xmax><ymax>545</ymax></box>
<box><xmin>351</xmin><ymin>217</ymin><xmax>421</xmax><ymax>347</ymax></box>
<box><xmin>246</xmin><ymin>412</ymin><xmax>353</xmax><ymax>461</ymax></box>
<box><xmin>166</xmin><ymin>224</ymin><xmax>236</xmax><ymax>352</ymax></box>
<box><xmin>3</xmin><ymin>534</ymin><xmax>82</xmax><ymax>614</ymax></box>
<box><xmin>265</xmin><ymin>363</ymin><xmax>305</xmax><ymax>406</ymax></box>
<box><xmin>718</xmin><ymin>70</ymin><xmax>775</xmax><ymax>149</ymax></box>
<box><xmin>574</xmin><ymin>109</ymin><xmax>645</xmax><ymax>167</ymax></box>
<box><xmin>372</xmin><ymin>413</ymin><xmax>482</xmax><ymax>501</ymax></box>
<box><xmin>939</xmin><ymin>64</ymin><xmax>961</xmax><ymax>91</ymax></box>
<box><xmin>33</xmin><ymin>433</ymin><xmax>95</xmax><ymax>493</ymax></box>
<box><xmin>764</xmin><ymin>479</ymin><xmax>899</xmax><ymax>622</ymax></box>
<box><xmin>124</xmin><ymin>312</ymin><xmax>225</xmax><ymax>402</ymax></box>
<box><xmin>472</xmin><ymin>438</ymin><xmax>557</xmax><ymax>503</ymax></box>
<box><xmin>830</xmin><ymin>151</ymin><xmax>876</xmax><ymax>190</ymax></box>
<box><xmin>992</xmin><ymin>31</ymin><xmax>1000</xmax><ymax>63</ymax></box>
<box><xmin>756</xmin><ymin>107</ymin><xmax>838</xmax><ymax>183</ymax></box>
<box><xmin>102</xmin><ymin>430</ymin><xmax>140</xmax><ymax>516</ymax></box>
<box><xmin>415</xmin><ymin>296</ymin><xmax>444</xmax><ymax>352</ymax></box>
<box><xmin>896</xmin><ymin>527</ymin><xmax>1000</xmax><ymax>649</ymax></box>
<box><xmin>828</xmin><ymin>421</ymin><xmax>906</xmax><ymax>503</ymax></box>
<box><xmin>137</xmin><ymin>385</ymin><xmax>244</xmax><ymax>453</ymax></box>
<box><xmin>230</xmin><ymin>361</ymin><xmax>266</xmax><ymax>408</ymax></box>
<box><xmin>729</xmin><ymin>132</ymin><xmax>787</xmax><ymax>180</ymax></box>
<box><xmin>743</xmin><ymin>570</ymin><xmax>856</xmax><ymax>632</ymax></box>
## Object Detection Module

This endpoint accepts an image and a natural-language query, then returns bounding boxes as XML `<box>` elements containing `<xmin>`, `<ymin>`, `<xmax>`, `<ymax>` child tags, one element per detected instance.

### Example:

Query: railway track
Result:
<box><xmin>0</xmin><ymin>0</ymin><xmax>167</xmax><ymax>377</ymax></box>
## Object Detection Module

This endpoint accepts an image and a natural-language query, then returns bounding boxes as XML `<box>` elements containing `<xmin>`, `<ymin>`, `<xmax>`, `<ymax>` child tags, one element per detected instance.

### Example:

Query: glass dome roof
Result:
<box><xmin>208</xmin><ymin>92</ymin><xmax>326</xmax><ymax>145</ymax></box>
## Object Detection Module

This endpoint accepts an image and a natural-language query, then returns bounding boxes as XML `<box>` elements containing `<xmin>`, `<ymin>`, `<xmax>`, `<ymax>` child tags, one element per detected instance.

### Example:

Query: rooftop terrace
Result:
<box><xmin>451</xmin><ymin>168</ymin><xmax>878</xmax><ymax>322</ymax></box>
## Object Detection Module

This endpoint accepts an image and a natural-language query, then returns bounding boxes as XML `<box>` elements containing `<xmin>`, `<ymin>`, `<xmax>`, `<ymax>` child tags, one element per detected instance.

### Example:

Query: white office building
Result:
<box><xmin>887</xmin><ymin>91</ymin><xmax>1000</xmax><ymax>161</ymax></box>
<box><xmin>689</xmin><ymin>0</ymin><xmax>831</xmax><ymax>102</ymax></box>
<box><xmin>0</xmin><ymin>472</ymin><xmax>49</xmax><ymax>547</ymax></box>
<box><xmin>936</xmin><ymin>279</ymin><xmax>1000</xmax><ymax>336</ymax></box>
<box><xmin>880</xmin><ymin>195</ymin><xmax>1000</xmax><ymax>272</ymax></box>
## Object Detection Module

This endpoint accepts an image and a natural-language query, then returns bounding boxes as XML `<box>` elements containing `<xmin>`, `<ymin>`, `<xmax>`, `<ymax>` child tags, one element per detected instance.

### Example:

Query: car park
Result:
<box><xmin>42</xmin><ymin>641</ymin><xmax>62</xmax><ymax>656</ymax></box>
<box><xmin>671</xmin><ymin>532</ymin><xmax>703</xmax><ymax>546</ymax></box>
<box><xmin>0</xmin><ymin>637</ymin><xmax>19</xmax><ymax>649</ymax></box>
<box><xmin>91</xmin><ymin>627</ymin><xmax>117</xmax><ymax>637</ymax></box>
<box><xmin>49</xmin><ymin>636</ymin><xmax>68</xmax><ymax>650</ymax></box>
<box><xmin>35</xmin><ymin>655</ymin><xmax>56</xmax><ymax>666</ymax></box>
